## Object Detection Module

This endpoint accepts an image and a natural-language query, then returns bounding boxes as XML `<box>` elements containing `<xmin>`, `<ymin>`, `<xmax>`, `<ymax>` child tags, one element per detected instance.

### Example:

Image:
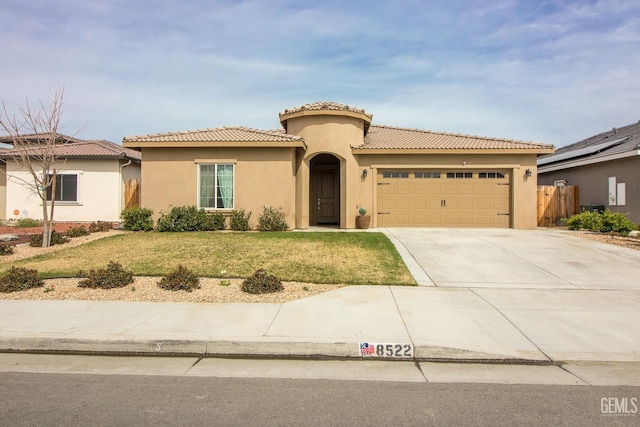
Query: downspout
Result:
<box><xmin>119</xmin><ymin>159</ymin><xmax>132</xmax><ymax>217</ymax></box>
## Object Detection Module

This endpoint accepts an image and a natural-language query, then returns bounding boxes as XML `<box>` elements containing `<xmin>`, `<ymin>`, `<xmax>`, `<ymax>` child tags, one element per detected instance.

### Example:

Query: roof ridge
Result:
<box><xmin>124</xmin><ymin>126</ymin><xmax>303</xmax><ymax>142</ymax></box>
<box><xmin>123</xmin><ymin>127</ymin><xmax>225</xmax><ymax>140</ymax></box>
<box><xmin>370</xmin><ymin>124</ymin><xmax>545</xmax><ymax>145</ymax></box>
<box><xmin>89</xmin><ymin>139</ymin><xmax>139</xmax><ymax>155</ymax></box>
<box><xmin>559</xmin><ymin>121</ymin><xmax>640</xmax><ymax>151</ymax></box>
<box><xmin>280</xmin><ymin>101</ymin><xmax>373</xmax><ymax>119</ymax></box>
<box><xmin>228</xmin><ymin>126</ymin><xmax>302</xmax><ymax>139</ymax></box>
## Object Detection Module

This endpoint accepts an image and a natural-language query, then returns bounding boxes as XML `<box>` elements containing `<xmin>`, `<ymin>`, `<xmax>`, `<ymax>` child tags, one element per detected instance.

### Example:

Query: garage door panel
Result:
<box><xmin>397</xmin><ymin>199</ymin><xmax>410</xmax><ymax>209</ymax></box>
<box><xmin>428</xmin><ymin>185</ymin><xmax>444</xmax><ymax>194</ymax></box>
<box><xmin>377</xmin><ymin>170</ymin><xmax>511</xmax><ymax>227</ymax></box>
<box><xmin>380</xmin><ymin>199</ymin><xmax>396</xmax><ymax>209</ymax></box>
<box><xmin>380</xmin><ymin>185</ymin><xmax>396</xmax><ymax>195</ymax></box>
<box><xmin>413</xmin><ymin>185</ymin><xmax>427</xmax><ymax>194</ymax></box>
<box><xmin>458</xmin><ymin>185</ymin><xmax>474</xmax><ymax>195</ymax></box>
<box><xmin>414</xmin><ymin>199</ymin><xmax>426</xmax><ymax>209</ymax></box>
<box><xmin>477</xmin><ymin>185</ymin><xmax>493</xmax><ymax>196</ymax></box>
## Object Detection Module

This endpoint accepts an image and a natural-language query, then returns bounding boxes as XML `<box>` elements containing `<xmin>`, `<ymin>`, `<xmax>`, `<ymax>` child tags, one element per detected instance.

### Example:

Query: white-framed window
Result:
<box><xmin>46</xmin><ymin>173</ymin><xmax>79</xmax><ymax>203</ymax></box>
<box><xmin>198</xmin><ymin>164</ymin><xmax>234</xmax><ymax>209</ymax></box>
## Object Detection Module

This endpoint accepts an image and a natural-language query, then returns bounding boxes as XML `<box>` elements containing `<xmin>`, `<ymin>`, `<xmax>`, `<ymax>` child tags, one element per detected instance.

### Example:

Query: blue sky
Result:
<box><xmin>1</xmin><ymin>0</ymin><xmax>639</xmax><ymax>147</ymax></box>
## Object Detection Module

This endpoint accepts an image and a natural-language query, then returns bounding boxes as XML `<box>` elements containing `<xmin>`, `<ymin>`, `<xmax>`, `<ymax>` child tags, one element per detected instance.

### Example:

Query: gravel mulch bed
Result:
<box><xmin>1</xmin><ymin>277</ymin><xmax>341</xmax><ymax>304</ymax></box>
<box><xmin>568</xmin><ymin>230</ymin><xmax>640</xmax><ymax>251</ymax></box>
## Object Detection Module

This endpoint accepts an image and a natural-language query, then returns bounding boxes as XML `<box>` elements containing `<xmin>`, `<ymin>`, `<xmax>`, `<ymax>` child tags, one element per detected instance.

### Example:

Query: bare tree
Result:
<box><xmin>0</xmin><ymin>87</ymin><xmax>68</xmax><ymax>247</ymax></box>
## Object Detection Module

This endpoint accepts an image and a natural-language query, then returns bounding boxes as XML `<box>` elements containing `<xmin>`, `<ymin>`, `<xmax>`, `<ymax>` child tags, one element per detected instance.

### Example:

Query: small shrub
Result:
<box><xmin>65</xmin><ymin>225</ymin><xmax>89</xmax><ymax>238</ymax></box>
<box><xmin>89</xmin><ymin>221</ymin><xmax>113</xmax><ymax>233</ymax></box>
<box><xmin>157</xmin><ymin>205</ymin><xmax>224</xmax><ymax>232</ymax></box>
<box><xmin>158</xmin><ymin>265</ymin><xmax>201</xmax><ymax>292</ymax></box>
<box><xmin>564</xmin><ymin>210</ymin><xmax>636</xmax><ymax>236</ymax></box>
<box><xmin>601</xmin><ymin>210</ymin><xmax>637</xmax><ymax>236</ymax></box>
<box><xmin>204</xmin><ymin>212</ymin><xmax>226</xmax><ymax>231</ymax></box>
<box><xmin>219</xmin><ymin>279</ymin><xmax>231</xmax><ymax>287</ymax></box>
<box><xmin>29</xmin><ymin>231</ymin><xmax>70</xmax><ymax>247</ymax></box>
<box><xmin>0</xmin><ymin>266</ymin><xmax>44</xmax><ymax>293</ymax></box>
<box><xmin>230</xmin><ymin>209</ymin><xmax>251</xmax><ymax>231</ymax></box>
<box><xmin>0</xmin><ymin>244</ymin><xmax>14</xmax><ymax>256</ymax></box>
<box><xmin>564</xmin><ymin>211</ymin><xmax>603</xmax><ymax>232</ymax></box>
<box><xmin>120</xmin><ymin>207</ymin><xmax>154</xmax><ymax>231</ymax></box>
<box><xmin>15</xmin><ymin>218</ymin><xmax>41</xmax><ymax>228</ymax></box>
<box><xmin>257</xmin><ymin>206</ymin><xmax>288</xmax><ymax>231</ymax></box>
<box><xmin>241</xmin><ymin>269</ymin><xmax>283</xmax><ymax>294</ymax></box>
<box><xmin>78</xmin><ymin>261</ymin><xmax>134</xmax><ymax>289</ymax></box>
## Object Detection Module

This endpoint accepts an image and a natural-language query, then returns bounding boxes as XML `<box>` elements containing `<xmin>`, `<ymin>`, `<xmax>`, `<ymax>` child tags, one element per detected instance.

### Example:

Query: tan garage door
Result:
<box><xmin>377</xmin><ymin>170</ymin><xmax>511</xmax><ymax>227</ymax></box>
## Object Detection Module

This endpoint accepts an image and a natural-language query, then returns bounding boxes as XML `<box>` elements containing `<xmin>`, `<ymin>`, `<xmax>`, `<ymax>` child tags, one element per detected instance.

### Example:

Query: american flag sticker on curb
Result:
<box><xmin>359</xmin><ymin>342</ymin><xmax>414</xmax><ymax>358</ymax></box>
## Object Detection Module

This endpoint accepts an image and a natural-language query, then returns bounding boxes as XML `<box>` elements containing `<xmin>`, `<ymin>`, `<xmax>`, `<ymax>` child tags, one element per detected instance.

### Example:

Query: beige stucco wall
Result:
<box><xmin>5</xmin><ymin>159</ymin><xmax>140</xmax><ymax>222</ymax></box>
<box><xmin>355</xmin><ymin>153</ymin><xmax>540</xmax><ymax>229</ymax></box>
<box><xmin>286</xmin><ymin>114</ymin><xmax>366</xmax><ymax>228</ymax></box>
<box><xmin>139</xmin><ymin>147</ymin><xmax>297</xmax><ymax>229</ymax></box>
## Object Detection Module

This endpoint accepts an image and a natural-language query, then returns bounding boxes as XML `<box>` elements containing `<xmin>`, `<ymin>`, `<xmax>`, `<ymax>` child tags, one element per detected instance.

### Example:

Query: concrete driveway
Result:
<box><xmin>382</xmin><ymin>228</ymin><xmax>640</xmax><ymax>362</ymax></box>
<box><xmin>383</xmin><ymin>228</ymin><xmax>640</xmax><ymax>289</ymax></box>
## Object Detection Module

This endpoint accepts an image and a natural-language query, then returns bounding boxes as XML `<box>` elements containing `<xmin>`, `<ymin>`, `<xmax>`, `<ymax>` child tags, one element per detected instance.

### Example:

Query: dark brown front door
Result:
<box><xmin>313</xmin><ymin>166</ymin><xmax>339</xmax><ymax>224</ymax></box>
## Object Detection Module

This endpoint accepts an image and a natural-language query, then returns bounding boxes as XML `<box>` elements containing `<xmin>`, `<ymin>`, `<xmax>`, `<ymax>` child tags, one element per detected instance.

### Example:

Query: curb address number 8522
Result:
<box><xmin>359</xmin><ymin>342</ymin><xmax>414</xmax><ymax>358</ymax></box>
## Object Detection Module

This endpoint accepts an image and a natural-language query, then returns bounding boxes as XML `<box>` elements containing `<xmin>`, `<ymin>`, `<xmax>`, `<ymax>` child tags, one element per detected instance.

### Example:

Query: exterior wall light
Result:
<box><xmin>525</xmin><ymin>169</ymin><xmax>532</xmax><ymax>177</ymax></box>
<box><xmin>362</xmin><ymin>169</ymin><xmax>368</xmax><ymax>178</ymax></box>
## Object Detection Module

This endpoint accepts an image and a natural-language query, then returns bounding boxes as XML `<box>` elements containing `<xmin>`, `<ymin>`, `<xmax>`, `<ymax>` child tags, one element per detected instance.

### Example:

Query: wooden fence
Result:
<box><xmin>537</xmin><ymin>185</ymin><xmax>579</xmax><ymax>227</ymax></box>
<box><xmin>124</xmin><ymin>179</ymin><xmax>140</xmax><ymax>209</ymax></box>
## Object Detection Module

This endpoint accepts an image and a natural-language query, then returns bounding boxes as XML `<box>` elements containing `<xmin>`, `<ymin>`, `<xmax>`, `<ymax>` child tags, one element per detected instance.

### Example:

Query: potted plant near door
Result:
<box><xmin>356</xmin><ymin>206</ymin><xmax>371</xmax><ymax>229</ymax></box>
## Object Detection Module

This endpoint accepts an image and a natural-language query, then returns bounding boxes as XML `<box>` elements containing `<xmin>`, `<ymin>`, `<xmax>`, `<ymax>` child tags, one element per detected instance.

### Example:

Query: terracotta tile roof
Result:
<box><xmin>356</xmin><ymin>125</ymin><xmax>553</xmax><ymax>151</ymax></box>
<box><xmin>1</xmin><ymin>139</ymin><xmax>141</xmax><ymax>161</ymax></box>
<box><xmin>122</xmin><ymin>126</ymin><xmax>304</xmax><ymax>144</ymax></box>
<box><xmin>0</xmin><ymin>132</ymin><xmax>84</xmax><ymax>145</ymax></box>
<box><xmin>279</xmin><ymin>101</ymin><xmax>373</xmax><ymax>120</ymax></box>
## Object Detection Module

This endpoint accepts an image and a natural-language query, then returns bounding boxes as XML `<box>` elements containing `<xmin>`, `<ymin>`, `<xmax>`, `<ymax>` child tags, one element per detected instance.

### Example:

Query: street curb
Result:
<box><xmin>0</xmin><ymin>337</ymin><xmax>553</xmax><ymax>364</ymax></box>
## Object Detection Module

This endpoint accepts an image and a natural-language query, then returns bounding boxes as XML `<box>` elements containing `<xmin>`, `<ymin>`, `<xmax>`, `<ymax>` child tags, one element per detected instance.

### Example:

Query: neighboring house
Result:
<box><xmin>0</xmin><ymin>133</ymin><xmax>141</xmax><ymax>222</ymax></box>
<box><xmin>123</xmin><ymin>102</ymin><xmax>553</xmax><ymax>229</ymax></box>
<box><xmin>538</xmin><ymin>121</ymin><xmax>640</xmax><ymax>223</ymax></box>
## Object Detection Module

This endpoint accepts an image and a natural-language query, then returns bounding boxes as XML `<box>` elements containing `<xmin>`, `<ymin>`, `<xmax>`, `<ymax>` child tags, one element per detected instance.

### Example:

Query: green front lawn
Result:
<box><xmin>2</xmin><ymin>232</ymin><xmax>416</xmax><ymax>286</ymax></box>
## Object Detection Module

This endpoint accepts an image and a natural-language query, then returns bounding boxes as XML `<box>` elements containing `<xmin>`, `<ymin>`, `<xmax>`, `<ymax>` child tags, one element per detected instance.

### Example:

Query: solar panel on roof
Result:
<box><xmin>537</xmin><ymin>137</ymin><xmax>629</xmax><ymax>166</ymax></box>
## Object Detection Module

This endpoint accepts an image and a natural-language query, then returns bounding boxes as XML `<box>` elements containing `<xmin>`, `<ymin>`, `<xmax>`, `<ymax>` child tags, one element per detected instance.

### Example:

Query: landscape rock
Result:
<box><xmin>0</xmin><ymin>234</ymin><xmax>19</xmax><ymax>242</ymax></box>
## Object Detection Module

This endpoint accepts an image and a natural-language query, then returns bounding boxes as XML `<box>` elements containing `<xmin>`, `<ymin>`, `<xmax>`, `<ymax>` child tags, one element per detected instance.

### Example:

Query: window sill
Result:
<box><xmin>42</xmin><ymin>202</ymin><xmax>83</xmax><ymax>207</ymax></box>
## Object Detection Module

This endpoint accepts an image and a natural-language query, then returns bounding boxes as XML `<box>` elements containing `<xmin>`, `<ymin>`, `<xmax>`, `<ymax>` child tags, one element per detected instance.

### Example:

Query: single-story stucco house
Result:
<box><xmin>123</xmin><ymin>102</ymin><xmax>553</xmax><ymax>229</ymax></box>
<box><xmin>538</xmin><ymin>121</ymin><xmax>640</xmax><ymax>223</ymax></box>
<box><xmin>0</xmin><ymin>133</ymin><xmax>141</xmax><ymax>222</ymax></box>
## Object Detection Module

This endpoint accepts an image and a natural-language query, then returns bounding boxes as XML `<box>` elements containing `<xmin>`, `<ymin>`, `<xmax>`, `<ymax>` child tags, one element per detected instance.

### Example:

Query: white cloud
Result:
<box><xmin>1</xmin><ymin>0</ymin><xmax>638</xmax><ymax>147</ymax></box>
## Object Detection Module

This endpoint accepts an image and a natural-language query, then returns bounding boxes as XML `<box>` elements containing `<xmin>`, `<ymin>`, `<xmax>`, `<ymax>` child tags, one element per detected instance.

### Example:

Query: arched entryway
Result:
<box><xmin>310</xmin><ymin>154</ymin><xmax>340</xmax><ymax>226</ymax></box>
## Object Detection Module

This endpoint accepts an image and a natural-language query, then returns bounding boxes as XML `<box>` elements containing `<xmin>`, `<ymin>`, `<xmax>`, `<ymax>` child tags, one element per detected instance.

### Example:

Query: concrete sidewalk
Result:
<box><xmin>1</xmin><ymin>228</ymin><xmax>639</xmax><ymax>364</ymax></box>
<box><xmin>1</xmin><ymin>285</ymin><xmax>639</xmax><ymax>363</ymax></box>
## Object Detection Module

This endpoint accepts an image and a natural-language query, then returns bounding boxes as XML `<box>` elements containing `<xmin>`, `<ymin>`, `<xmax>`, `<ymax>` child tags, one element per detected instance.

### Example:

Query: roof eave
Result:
<box><xmin>352</xmin><ymin>148</ymin><xmax>555</xmax><ymax>155</ymax></box>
